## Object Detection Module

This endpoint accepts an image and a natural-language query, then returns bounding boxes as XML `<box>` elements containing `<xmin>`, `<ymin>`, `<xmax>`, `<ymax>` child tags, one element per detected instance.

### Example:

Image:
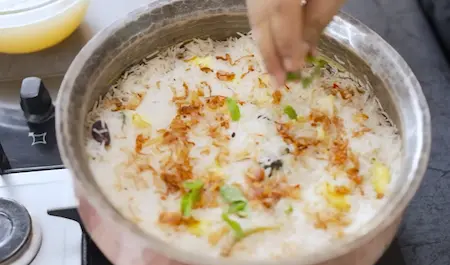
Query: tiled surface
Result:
<box><xmin>344</xmin><ymin>0</ymin><xmax>450</xmax><ymax>264</ymax></box>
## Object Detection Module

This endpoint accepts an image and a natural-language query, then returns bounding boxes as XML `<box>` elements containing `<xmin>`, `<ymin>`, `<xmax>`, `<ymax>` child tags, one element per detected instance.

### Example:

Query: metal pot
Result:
<box><xmin>56</xmin><ymin>0</ymin><xmax>431</xmax><ymax>264</ymax></box>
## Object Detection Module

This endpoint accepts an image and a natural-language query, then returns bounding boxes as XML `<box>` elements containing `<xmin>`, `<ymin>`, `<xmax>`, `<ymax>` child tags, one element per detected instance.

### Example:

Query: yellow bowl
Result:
<box><xmin>0</xmin><ymin>0</ymin><xmax>90</xmax><ymax>54</ymax></box>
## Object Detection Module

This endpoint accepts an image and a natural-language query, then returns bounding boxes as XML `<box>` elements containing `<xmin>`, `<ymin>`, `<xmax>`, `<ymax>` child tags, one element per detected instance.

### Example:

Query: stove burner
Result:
<box><xmin>0</xmin><ymin>198</ymin><xmax>42</xmax><ymax>265</ymax></box>
<box><xmin>0</xmin><ymin>198</ymin><xmax>31</xmax><ymax>263</ymax></box>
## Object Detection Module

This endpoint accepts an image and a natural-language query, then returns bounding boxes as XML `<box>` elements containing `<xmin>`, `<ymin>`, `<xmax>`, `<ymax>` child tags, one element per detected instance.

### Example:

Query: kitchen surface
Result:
<box><xmin>0</xmin><ymin>0</ymin><xmax>449</xmax><ymax>265</ymax></box>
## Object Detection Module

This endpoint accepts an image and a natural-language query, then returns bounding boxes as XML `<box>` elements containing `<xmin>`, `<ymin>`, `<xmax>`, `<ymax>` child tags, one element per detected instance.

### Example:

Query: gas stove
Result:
<box><xmin>0</xmin><ymin>76</ymin><xmax>63</xmax><ymax>174</ymax></box>
<box><xmin>0</xmin><ymin>74</ymin><xmax>110</xmax><ymax>265</ymax></box>
<box><xmin>0</xmin><ymin>169</ymin><xmax>112</xmax><ymax>265</ymax></box>
<box><xmin>0</xmin><ymin>78</ymin><xmax>407</xmax><ymax>265</ymax></box>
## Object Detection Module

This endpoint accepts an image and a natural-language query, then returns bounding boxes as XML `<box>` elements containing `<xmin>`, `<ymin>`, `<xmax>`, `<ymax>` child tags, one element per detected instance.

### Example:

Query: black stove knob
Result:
<box><xmin>20</xmin><ymin>77</ymin><xmax>55</xmax><ymax>124</ymax></box>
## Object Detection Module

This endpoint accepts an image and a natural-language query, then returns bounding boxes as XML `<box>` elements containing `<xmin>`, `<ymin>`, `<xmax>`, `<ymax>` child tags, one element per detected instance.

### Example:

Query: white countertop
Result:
<box><xmin>0</xmin><ymin>169</ymin><xmax>80</xmax><ymax>265</ymax></box>
<box><xmin>0</xmin><ymin>0</ymin><xmax>154</xmax><ymax>81</ymax></box>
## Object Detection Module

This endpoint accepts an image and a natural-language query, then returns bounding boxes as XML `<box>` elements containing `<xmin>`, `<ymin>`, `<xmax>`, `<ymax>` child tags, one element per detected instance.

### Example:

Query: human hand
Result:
<box><xmin>246</xmin><ymin>0</ymin><xmax>346</xmax><ymax>87</ymax></box>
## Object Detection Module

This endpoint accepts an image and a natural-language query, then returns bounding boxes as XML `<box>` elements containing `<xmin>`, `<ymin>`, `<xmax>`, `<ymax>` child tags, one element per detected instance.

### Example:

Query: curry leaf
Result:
<box><xmin>284</xmin><ymin>105</ymin><xmax>298</xmax><ymax>120</ymax></box>
<box><xmin>226</xmin><ymin>98</ymin><xmax>241</xmax><ymax>121</ymax></box>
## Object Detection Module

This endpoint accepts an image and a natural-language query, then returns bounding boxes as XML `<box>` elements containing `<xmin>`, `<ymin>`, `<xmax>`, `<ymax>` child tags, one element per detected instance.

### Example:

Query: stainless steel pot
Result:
<box><xmin>56</xmin><ymin>0</ymin><xmax>431</xmax><ymax>264</ymax></box>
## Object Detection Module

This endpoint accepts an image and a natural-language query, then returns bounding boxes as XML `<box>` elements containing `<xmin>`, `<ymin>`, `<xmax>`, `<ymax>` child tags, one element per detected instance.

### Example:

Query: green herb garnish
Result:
<box><xmin>229</xmin><ymin>201</ymin><xmax>246</xmax><ymax>212</ymax></box>
<box><xmin>184</xmin><ymin>179</ymin><xmax>203</xmax><ymax>190</ymax></box>
<box><xmin>286</xmin><ymin>71</ymin><xmax>303</xmax><ymax>81</ymax></box>
<box><xmin>222</xmin><ymin>213</ymin><xmax>244</xmax><ymax>239</ymax></box>
<box><xmin>285</xmin><ymin>205</ymin><xmax>293</xmax><ymax>215</ymax></box>
<box><xmin>226</xmin><ymin>97</ymin><xmax>241</xmax><ymax>121</ymax></box>
<box><xmin>286</xmin><ymin>56</ymin><xmax>327</xmax><ymax>87</ymax></box>
<box><xmin>317</xmin><ymin>59</ymin><xmax>328</xmax><ymax>68</ymax></box>
<box><xmin>180</xmin><ymin>180</ymin><xmax>204</xmax><ymax>217</ymax></box>
<box><xmin>303</xmin><ymin>65</ymin><xmax>323</xmax><ymax>88</ymax></box>
<box><xmin>229</xmin><ymin>201</ymin><xmax>248</xmax><ymax>217</ymax></box>
<box><xmin>220</xmin><ymin>185</ymin><xmax>248</xmax><ymax>216</ymax></box>
<box><xmin>301</xmin><ymin>77</ymin><xmax>313</xmax><ymax>88</ymax></box>
<box><xmin>284</xmin><ymin>105</ymin><xmax>298</xmax><ymax>120</ymax></box>
<box><xmin>180</xmin><ymin>194</ymin><xmax>191</xmax><ymax>215</ymax></box>
<box><xmin>305</xmin><ymin>55</ymin><xmax>316</xmax><ymax>64</ymax></box>
<box><xmin>220</xmin><ymin>185</ymin><xmax>246</xmax><ymax>203</ymax></box>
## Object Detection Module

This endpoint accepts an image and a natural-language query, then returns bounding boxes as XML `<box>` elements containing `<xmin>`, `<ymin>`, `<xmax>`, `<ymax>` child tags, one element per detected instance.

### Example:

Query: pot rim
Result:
<box><xmin>56</xmin><ymin>1</ymin><xmax>431</xmax><ymax>264</ymax></box>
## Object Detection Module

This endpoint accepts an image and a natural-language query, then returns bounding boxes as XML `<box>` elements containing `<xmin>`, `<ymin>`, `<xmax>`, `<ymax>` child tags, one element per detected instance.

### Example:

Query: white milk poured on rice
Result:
<box><xmin>85</xmin><ymin>33</ymin><xmax>401</xmax><ymax>259</ymax></box>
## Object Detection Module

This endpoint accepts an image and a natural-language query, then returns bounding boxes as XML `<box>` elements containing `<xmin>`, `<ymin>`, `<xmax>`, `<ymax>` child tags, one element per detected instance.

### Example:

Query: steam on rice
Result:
<box><xmin>85</xmin><ymin>33</ymin><xmax>401</xmax><ymax>259</ymax></box>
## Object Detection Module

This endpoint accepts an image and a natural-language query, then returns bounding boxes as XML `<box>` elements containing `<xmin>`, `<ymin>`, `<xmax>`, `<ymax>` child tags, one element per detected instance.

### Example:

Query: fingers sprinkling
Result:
<box><xmin>254</xmin><ymin>22</ymin><xmax>286</xmax><ymax>87</ymax></box>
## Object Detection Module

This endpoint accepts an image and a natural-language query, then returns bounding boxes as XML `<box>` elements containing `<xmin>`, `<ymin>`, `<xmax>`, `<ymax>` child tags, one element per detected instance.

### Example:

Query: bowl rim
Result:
<box><xmin>56</xmin><ymin>1</ymin><xmax>431</xmax><ymax>264</ymax></box>
<box><xmin>0</xmin><ymin>0</ymin><xmax>88</xmax><ymax>29</ymax></box>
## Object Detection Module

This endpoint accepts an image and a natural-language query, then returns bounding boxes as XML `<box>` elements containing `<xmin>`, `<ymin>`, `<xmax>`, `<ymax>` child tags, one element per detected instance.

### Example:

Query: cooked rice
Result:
<box><xmin>85</xmin><ymin>33</ymin><xmax>402</xmax><ymax>259</ymax></box>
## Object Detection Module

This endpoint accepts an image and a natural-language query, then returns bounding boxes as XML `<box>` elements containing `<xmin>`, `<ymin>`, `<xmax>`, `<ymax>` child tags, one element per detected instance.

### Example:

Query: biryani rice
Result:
<box><xmin>85</xmin><ymin>33</ymin><xmax>402</xmax><ymax>259</ymax></box>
